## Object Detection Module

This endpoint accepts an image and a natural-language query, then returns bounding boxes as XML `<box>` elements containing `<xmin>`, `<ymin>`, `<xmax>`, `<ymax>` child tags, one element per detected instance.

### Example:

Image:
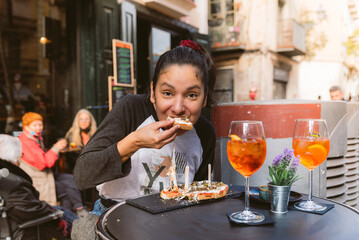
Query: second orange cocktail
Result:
<box><xmin>292</xmin><ymin>138</ymin><xmax>330</xmax><ymax>170</ymax></box>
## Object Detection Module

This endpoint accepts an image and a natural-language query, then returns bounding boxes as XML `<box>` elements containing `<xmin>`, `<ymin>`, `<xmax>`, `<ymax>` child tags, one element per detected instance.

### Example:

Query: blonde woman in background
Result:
<box><xmin>64</xmin><ymin>109</ymin><xmax>97</xmax><ymax>173</ymax></box>
<box><xmin>65</xmin><ymin>109</ymin><xmax>97</xmax><ymax>148</ymax></box>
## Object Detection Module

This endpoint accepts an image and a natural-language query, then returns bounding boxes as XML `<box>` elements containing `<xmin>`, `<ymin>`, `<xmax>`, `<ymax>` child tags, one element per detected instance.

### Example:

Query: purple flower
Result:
<box><xmin>272</xmin><ymin>154</ymin><xmax>282</xmax><ymax>166</ymax></box>
<box><xmin>290</xmin><ymin>155</ymin><xmax>300</xmax><ymax>169</ymax></box>
<box><xmin>282</xmin><ymin>148</ymin><xmax>294</xmax><ymax>164</ymax></box>
<box><xmin>268</xmin><ymin>148</ymin><xmax>301</xmax><ymax>186</ymax></box>
<box><xmin>283</xmin><ymin>147</ymin><xmax>291</xmax><ymax>155</ymax></box>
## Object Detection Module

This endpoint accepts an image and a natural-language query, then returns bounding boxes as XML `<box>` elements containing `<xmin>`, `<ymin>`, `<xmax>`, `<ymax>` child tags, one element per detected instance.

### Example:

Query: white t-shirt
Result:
<box><xmin>97</xmin><ymin>116</ymin><xmax>203</xmax><ymax>201</ymax></box>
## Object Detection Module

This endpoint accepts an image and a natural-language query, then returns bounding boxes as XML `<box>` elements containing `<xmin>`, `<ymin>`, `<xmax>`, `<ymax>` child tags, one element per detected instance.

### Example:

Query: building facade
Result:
<box><xmin>207</xmin><ymin>0</ymin><xmax>359</xmax><ymax>103</ymax></box>
<box><xmin>293</xmin><ymin>0</ymin><xmax>359</xmax><ymax>101</ymax></box>
<box><xmin>208</xmin><ymin>0</ymin><xmax>306</xmax><ymax>102</ymax></box>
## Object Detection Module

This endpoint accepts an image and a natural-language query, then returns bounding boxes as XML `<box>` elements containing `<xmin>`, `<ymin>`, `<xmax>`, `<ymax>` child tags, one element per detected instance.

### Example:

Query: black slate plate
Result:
<box><xmin>249</xmin><ymin>188</ymin><xmax>302</xmax><ymax>204</ymax></box>
<box><xmin>125</xmin><ymin>190</ymin><xmax>242</xmax><ymax>214</ymax></box>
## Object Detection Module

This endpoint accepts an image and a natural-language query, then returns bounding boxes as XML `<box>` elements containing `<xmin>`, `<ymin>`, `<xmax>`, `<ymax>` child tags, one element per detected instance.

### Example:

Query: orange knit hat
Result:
<box><xmin>22</xmin><ymin>112</ymin><xmax>43</xmax><ymax>127</ymax></box>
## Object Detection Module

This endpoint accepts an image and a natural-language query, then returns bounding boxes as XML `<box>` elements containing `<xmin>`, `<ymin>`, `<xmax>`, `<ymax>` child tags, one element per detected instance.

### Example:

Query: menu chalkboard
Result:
<box><xmin>112</xmin><ymin>39</ymin><xmax>134</xmax><ymax>86</ymax></box>
<box><xmin>108</xmin><ymin>76</ymin><xmax>136</xmax><ymax>111</ymax></box>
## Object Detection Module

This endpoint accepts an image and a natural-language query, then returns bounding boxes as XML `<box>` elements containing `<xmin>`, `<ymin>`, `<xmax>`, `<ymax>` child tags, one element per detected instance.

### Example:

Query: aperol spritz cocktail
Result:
<box><xmin>227</xmin><ymin>138</ymin><xmax>267</xmax><ymax>177</ymax></box>
<box><xmin>227</xmin><ymin>121</ymin><xmax>267</xmax><ymax>223</ymax></box>
<box><xmin>292</xmin><ymin>119</ymin><xmax>330</xmax><ymax>211</ymax></box>
<box><xmin>292</xmin><ymin>138</ymin><xmax>330</xmax><ymax>170</ymax></box>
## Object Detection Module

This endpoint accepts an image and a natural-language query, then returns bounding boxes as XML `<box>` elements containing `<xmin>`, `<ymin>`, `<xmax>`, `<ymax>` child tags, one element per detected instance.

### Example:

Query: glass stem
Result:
<box><xmin>244</xmin><ymin>177</ymin><xmax>250</xmax><ymax>211</ymax></box>
<box><xmin>308</xmin><ymin>170</ymin><xmax>313</xmax><ymax>202</ymax></box>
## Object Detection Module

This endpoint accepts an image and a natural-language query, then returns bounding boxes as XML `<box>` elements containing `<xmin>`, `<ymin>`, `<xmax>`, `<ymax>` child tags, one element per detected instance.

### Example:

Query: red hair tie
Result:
<box><xmin>179</xmin><ymin>40</ymin><xmax>201</xmax><ymax>51</ymax></box>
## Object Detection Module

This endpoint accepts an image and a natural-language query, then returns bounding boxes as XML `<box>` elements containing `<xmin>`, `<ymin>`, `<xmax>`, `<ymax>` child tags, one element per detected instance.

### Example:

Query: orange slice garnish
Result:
<box><xmin>308</xmin><ymin>144</ymin><xmax>327</xmax><ymax>161</ymax></box>
<box><xmin>230</xmin><ymin>134</ymin><xmax>241</xmax><ymax>141</ymax></box>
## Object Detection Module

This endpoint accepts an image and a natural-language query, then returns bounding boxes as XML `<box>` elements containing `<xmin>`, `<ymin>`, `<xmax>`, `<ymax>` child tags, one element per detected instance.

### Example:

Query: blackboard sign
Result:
<box><xmin>112</xmin><ymin>39</ymin><xmax>134</xmax><ymax>86</ymax></box>
<box><xmin>108</xmin><ymin>76</ymin><xmax>136</xmax><ymax>111</ymax></box>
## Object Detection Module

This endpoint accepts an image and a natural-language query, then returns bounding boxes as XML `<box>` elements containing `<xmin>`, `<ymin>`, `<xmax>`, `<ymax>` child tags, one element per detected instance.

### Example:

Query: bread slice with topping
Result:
<box><xmin>167</xmin><ymin>116</ymin><xmax>193</xmax><ymax>130</ymax></box>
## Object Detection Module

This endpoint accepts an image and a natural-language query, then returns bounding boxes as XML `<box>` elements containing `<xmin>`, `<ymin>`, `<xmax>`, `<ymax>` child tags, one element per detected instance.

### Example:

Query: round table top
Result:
<box><xmin>96</xmin><ymin>186</ymin><xmax>359</xmax><ymax>240</ymax></box>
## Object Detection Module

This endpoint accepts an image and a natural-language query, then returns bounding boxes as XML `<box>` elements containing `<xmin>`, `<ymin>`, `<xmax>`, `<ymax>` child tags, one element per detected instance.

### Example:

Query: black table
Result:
<box><xmin>96</xmin><ymin>186</ymin><xmax>359</xmax><ymax>240</ymax></box>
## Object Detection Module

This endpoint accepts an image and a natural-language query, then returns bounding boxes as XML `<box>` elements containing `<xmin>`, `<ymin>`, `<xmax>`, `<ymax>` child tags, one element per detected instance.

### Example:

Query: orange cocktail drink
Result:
<box><xmin>227</xmin><ymin>121</ymin><xmax>267</xmax><ymax>223</ymax></box>
<box><xmin>292</xmin><ymin>138</ymin><xmax>330</xmax><ymax>170</ymax></box>
<box><xmin>292</xmin><ymin>119</ymin><xmax>330</xmax><ymax>212</ymax></box>
<box><xmin>227</xmin><ymin>138</ymin><xmax>267</xmax><ymax>177</ymax></box>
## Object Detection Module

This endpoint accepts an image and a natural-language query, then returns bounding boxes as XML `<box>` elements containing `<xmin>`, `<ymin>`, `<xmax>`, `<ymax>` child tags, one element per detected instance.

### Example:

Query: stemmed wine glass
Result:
<box><xmin>292</xmin><ymin>119</ymin><xmax>330</xmax><ymax>211</ymax></box>
<box><xmin>227</xmin><ymin>121</ymin><xmax>267</xmax><ymax>223</ymax></box>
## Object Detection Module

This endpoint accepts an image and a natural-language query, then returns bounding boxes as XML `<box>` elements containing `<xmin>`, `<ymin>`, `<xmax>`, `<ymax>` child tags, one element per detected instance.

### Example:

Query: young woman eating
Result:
<box><xmin>71</xmin><ymin>40</ymin><xmax>217</xmax><ymax>239</ymax></box>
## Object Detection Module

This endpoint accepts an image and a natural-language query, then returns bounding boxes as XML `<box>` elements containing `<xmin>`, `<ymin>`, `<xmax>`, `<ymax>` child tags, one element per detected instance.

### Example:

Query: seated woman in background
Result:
<box><xmin>18</xmin><ymin>112</ymin><xmax>88</xmax><ymax>218</ymax></box>
<box><xmin>64</xmin><ymin>109</ymin><xmax>97</xmax><ymax>171</ymax></box>
<box><xmin>65</xmin><ymin>109</ymin><xmax>97</xmax><ymax>148</ymax></box>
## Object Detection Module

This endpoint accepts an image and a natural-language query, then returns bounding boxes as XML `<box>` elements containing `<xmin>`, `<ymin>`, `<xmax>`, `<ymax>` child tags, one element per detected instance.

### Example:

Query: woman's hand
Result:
<box><xmin>134</xmin><ymin>118</ymin><xmax>180</xmax><ymax>149</ymax></box>
<box><xmin>55</xmin><ymin>138</ymin><xmax>68</xmax><ymax>150</ymax></box>
<box><xmin>117</xmin><ymin>118</ymin><xmax>180</xmax><ymax>162</ymax></box>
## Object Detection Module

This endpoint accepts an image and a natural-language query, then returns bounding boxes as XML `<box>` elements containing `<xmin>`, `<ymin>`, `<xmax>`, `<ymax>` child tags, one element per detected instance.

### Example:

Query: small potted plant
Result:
<box><xmin>267</xmin><ymin>148</ymin><xmax>301</xmax><ymax>213</ymax></box>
